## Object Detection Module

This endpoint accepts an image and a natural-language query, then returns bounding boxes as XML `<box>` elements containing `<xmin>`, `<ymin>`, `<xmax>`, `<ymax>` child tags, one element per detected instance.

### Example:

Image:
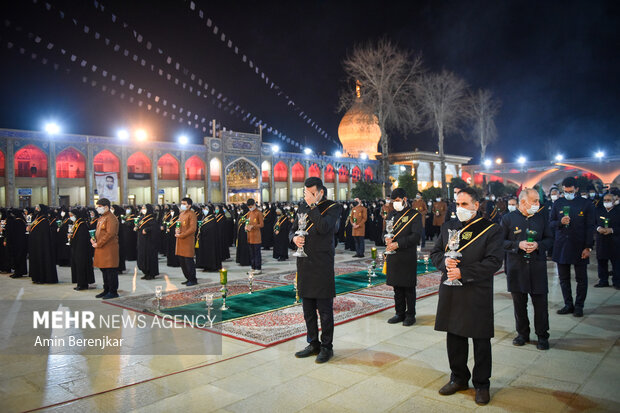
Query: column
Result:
<box><xmin>205</xmin><ymin>155</ymin><xmax>210</xmax><ymax>203</ymax></box>
<box><xmin>304</xmin><ymin>161</ymin><xmax>309</xmax><ymax>181</ymax></box>
<box><xmin>347</xmin><ymin>165</ymin><xmax>352</xmax><ymax>201</ymax></box>
<box><xmin>179</xmin><ymin>151</ymin><xmax>186</xmax><ymax>202</ymax></box>
<box><xmin>287</xmin><ymin>160</ymin><xmax>293</xmax><ymax>202</ymax></box>
<box><xmin>429</xmin><ymin>161</ymin><xmax>435</xmax><ymax>185</ymax></box>
<box><xmin>413</xmin><ymin>162</ymin><xmax>419</xmax><ymax>191</ymax></box>
<box><xmin>85</xmin><ymin>142</ymin><xmax>94</xmax><ymax>205</ymax></box>
<box><xmin>48</xmin><ymin>141</ymin><xmax>57</xmax><ymax>206</ymax></box>
<box><xmin>5</xmin><ymin>139</ymin><xmax>15</xmax><ymax>207</ymax></box>
<box><xmin>320</xmin><ymin>164</ymin><xmax>325</xmax><ymax>182</ymax></box>
<box><xmin>222</xmin><ymin>160</ymin><xmax>227</xmax><ymax>204</ymax></box>
<box><xmin>269</xmin><ymin>159</ymin><xmax>275</xmax><ymax>203</ymax></box>
<box><xmin>120</xmin><ymin>146</ymin><xmax>128</xmax><ymax>204</ymax></box>
<box><xmin>151</xmin><ymin>149</ymin><xmax>158</xmax><ymax>204</ymax></box>
<box><xmin>455</xmin><ymin>164</ymin><xmax>461</xmax><ymax>178</ymax></box>
<box><xmin>334</xmin><ymin>165</ymin><xmax>340</xmax><ymax>201</ymax></box>
<box><xmin>257</xmin><ymin>159</ymin><xmax>263</xmax><ymax>203</ymax></box>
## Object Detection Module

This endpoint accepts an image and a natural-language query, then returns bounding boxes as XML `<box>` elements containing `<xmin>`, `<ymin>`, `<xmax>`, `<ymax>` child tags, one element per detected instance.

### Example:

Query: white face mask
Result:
<box><xmin>527</xmin><ymin>204</ymin><xmax>539</xmax><ymax>215</ymax></box>
<box><xmin>141</xmin><ymin>209</ymin><xmax>147</xmax><ymax>215</ymax></box>
<box><xmin>126</xmin><ymin>209</ymin><xmax>131</xmax><ymax>215</ymax></box>
<box><xmin>170</xmin><ymin>210</ymin><xmax>174</xmax><ymax>216</ymax></box>
<box><xmin>427</xmin><ymin>201</ymin><xmax>433</xmax><ymax>207</ymax></box>
<box><xmin>456</xmin><ymin>206</ymin><xmax>476</xmax><ymax>222</ymax></box>
<box><xmin>436</xmin><ymin>198</ymin><xmax>441</xmax><ymax>202</ymax></box>
<box><xmin>203</xmin><ymin>208</ymin><xmax>209</xmax><ymax>215</ymax></box>
<box><xmin>343</xmin><ymin>205</ymin><xmax>348</xmax><ymax>209</ymax></box>
<box><xmin>96</xmin><ymin>207</ymin><xmax>105</xmax><ymax>215</ymax></box>
<box><xmin>507</xmin><ymin>205</ymin><xmax>517</xmax><ymax>212</ymax></box>
<box><xmin>393</xmin><ymin>201</ymin><xmax>404</xmax><ymax>211</ymax></box>
<box><xmin>604</xmin><ymin>202</ymin><xmax>613</xmax><ymax>209</ymax></box>
<box><xmin>249</xmin><ymin>206</ymin><xmax>256</xmax><ymax>211</ymax></box>
<box><xmin>589</xmin><ymin>192</ymin><xmax>596</xmax><ymax>198</ymax></box>
<box><xmin>180</xmin><ymin>204</ymin><xmax>188</xmax><ymax>211</ymax></box>
<box><xmin>385</xmin><ymin>199</ymin><xmax>391</xmax><ymax>204</ymax></box>
<box><xmin>564</xmin><ymin>193</ymin><xmax>575</xmax><ymax>201</ymax></box>
<box><xmin>70</xmin><ymin>215</ymin><xmax>77</xmax><ymax>222</ymax></box>
<box><xmin>550</xmin><ymin>195</ymin><xmax>558</xmax><ymax>202</ymax></box>
<box><xmin>61</xmin><ymin>211</ymin><xmax>66</xmax><ymax>217</ymax></box>
<box><xmin>491</xmin><ymin>196</ymin><xmax>496</xmax><ymax>201</ymax></box>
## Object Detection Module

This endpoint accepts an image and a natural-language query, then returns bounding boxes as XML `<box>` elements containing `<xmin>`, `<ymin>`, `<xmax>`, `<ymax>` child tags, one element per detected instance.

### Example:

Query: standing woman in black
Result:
<box><xmin>8</xmin><ymin>209</ymin><xmax>28</xmax><ymax>278</ymax></box>
<box><xmin>165</xmin><ymin>205</ymin><xmax>180</xmax><ymax>267</ymax></box>
<box><xmin>136</xmin><ymin>204</ymin><xmax>160</xmax><ymax>280</ymax></box>
<box><xmin>27</xmin><ymin>204</ymin><xmax>58</xmax><ymax>284</ymax></box>
<box><xmin>0</xmin><ymin>208</ymin><xmax>11</xmax><ymax>273</ymax></box>
<box><xmin>122</xmin><ymin>205</ymin><xmax>138</xmax><ymax>262</ymax></box>
<box><xmin>235</xmin><ymin>204</ymin><xmax>251</xmax><ymax>266</ymax></box>
<box><xmin>55</xmin><ymin>207</ymin><xmax>71</xmax><ymax>267</ymax></box>
<box><xmin>69</xmin><ymin>208</ymin><xmax>95</xmax><ymax>290</ymax></box>
<box><xmin>111</xmin><ymin>205</ymin><xmax>127</xmax><ymax>273</ymax></box>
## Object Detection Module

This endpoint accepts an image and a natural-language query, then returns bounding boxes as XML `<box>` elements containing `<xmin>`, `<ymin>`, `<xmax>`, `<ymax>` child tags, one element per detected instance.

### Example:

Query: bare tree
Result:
<box><xmin>466</xmin><ymin>89</ymin><xmax>500</xmax><ymax>162</ymax></box>
<box><xmin>416</xmin><ymin>70</ymin><xmax>468</xmax><ymax>196</ymax></box>
<box><xmin>339</xmin><ymin>38</ymin><xmax>424</xmax><ymax>196</ymax></box>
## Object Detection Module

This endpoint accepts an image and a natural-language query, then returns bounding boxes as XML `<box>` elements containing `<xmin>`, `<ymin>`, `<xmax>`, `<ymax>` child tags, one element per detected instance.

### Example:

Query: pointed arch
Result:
<box><xmin>338</xmin><ymin>165</ymin><xmax>349</xmax><ymax>183</ymax></box>
<box><xmin>56</xmin><ymin>147</ymin><xmax>86</xmax><ymax>178</ymax></box>
<box><xmin>0</xmin><ymin>150</ymin><xmax>4</xmax><ymax>177</ymax></box>
<box><xmin>292</xmin><ymin>162</ymin><xmax>305</xmax><ymax>182</ymax></box>
<box><xmin>157</xmin><ymin>153</ymin><xmax>179</xmax><ymax>180</ymax></box>
<box><xmin>351</xmin><ymin>166</ymin><xmax>362</xmax><ymax>183</ymax></box>
<box><xmin>15</xmin><ymin>144</ymin><xmax>47</xmax><ymax>177</ymax></box>
<box><xmin>364</xmin><ymin>166</ymin><xmax>374</xmax><ymax>181</ymax></box>
<box><xmin>127</xmin><ymin>151</ymin><xmax>152</xmax><ymax>179</ymax></box>
<box><xmin>94</xmin><ymin>149</ymin><xmax>120</xmax><ymax>173</ymax></box>
<box><xmin>309</xmin><ymin>163</ymin><xmax>320</xmax><ymax>178</ymax></box>
<box><xmin>261</xmin><ymin>160</ymin><xmax>271</xmax><ymax>181</ymax></box>
<box><xmin>324</xmin><ymin>164</ymin><xmax>335</xmax><ymax>183</ymax></box>
<box><xmin>274</xmin><ymin>161</ymin><xmax>287</xmax><ymax>182</ymax></box>
<box><xmin>185</xmin><ymin>155</ymin><xmax>205</xmax><ymax>181</ymax></box>
<box><xmin>210</xmin><ymin>157</ymin><xmax>221</xmax><ymax>182</ymax></box>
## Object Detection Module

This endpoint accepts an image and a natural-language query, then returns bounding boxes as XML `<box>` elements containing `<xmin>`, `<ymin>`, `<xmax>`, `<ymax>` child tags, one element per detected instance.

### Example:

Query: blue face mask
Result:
<box><xmin>564</xmin><ymin>193</ymin><xmax>575</xmax><ymax>201</ymax></box>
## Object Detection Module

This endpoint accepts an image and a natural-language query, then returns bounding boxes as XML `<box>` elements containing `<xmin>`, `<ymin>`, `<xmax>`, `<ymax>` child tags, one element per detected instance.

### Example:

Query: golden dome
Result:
<box><xmin>337</xmin><ymin>103</ymin><xmax>381</xmax><ymax>159</ymax></box>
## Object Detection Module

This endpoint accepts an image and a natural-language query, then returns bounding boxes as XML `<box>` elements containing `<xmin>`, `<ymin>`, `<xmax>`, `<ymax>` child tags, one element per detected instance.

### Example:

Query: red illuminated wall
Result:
<box><xmin>185</xmin><ymin>156</ymin><xmax>205</xmax><ymax>181</ymax></box>
<box><xmin>309</xmin><ymin>163</ymin><xmax>320</xmax><ymax>178</ymax></box>
<box><xmin>339</xmin><ymin>166</ymin><xmax>349</xmax><ymax>183</ymax></box>
<box><xmin>15</xmin><ymin>144</ymin><xmax>48</xmax><ymax>178</ymax></box>
<box><xmin>56</xmin><ymin>147</ymin><xmax>86</xmax><ymax>178</ymax></box>
<box><xmin>292</xmin><ymin>162</ymin><xmax>305</xmax><ymax>182</ymax></box>
<box><xmin>94</xmin><ymin>150</ymin><xmax>120</xmax><ymax>172</ymax></box>
<box><xmin>0</xmin><ymin>151</ymin><xmax>4</xmax><ymax>177</ymax></box>
<box><xmin>157</xmin><ymin>154</ymin><xmax>179</xmax><ymax>180</ymax></box>
<box><xmin>274</xmin><ymin>161</ymin><xmax>287</xmax><ymax>182</ymax></box>
<box><xmin>351</xmin><ymin>166</ymin><xmax>361</xmax><ymax>183</ymax></box>
<box><xmin>364</xmin><ymin>167</ymin><xmax>373</xmax><ymax>181</ymax></box>
<box><xmin>324</xmin><ymin>164</ymin><xmax>335</xmax><ymax>183</ymax></box>
<box><xmin>128</xmin><ymin>151</ymin><xmax>152</xmax><ymax>179</ymax></box>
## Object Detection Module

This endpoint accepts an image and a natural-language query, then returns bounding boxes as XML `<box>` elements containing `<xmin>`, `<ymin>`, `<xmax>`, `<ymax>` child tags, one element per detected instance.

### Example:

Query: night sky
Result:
<box><xmin>1</xmin><ymin>0</ymin><xmax>618</xmax><ymax>163</ymax></box>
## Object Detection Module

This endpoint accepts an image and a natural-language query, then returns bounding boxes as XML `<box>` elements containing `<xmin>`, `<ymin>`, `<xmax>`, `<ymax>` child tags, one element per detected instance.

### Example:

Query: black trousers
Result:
<box><xmin>249</xmin><ymin>243</ymin><xmax>262</xmax><ymax>270</ymax></box>
<box><xmin>597</xmin><ymin>258</ymin><xmax>620</xmax><ymax>287</ymax></box>
<box><xmin>511</xmin><ymin>292</ymin><xmax>549</xmax><ymax>339</ymax></box>
<box><xmin>178</xmin><ymin>256</ymin><xmax>197</xmax><ymax>283</ymax></box>
<box><xmin>354</xmin><ymin>236</ymin><xmax>365</xmax><ymax>256</ymax></box>
<box><xmin>302</xmin><ymin>297</ymin><xmax>334</xmax><ymax>350</ymax></box>
<box><xmin>557</xmin><ymin>263</ymin><xmax>588</xmax><ymax>309</ymax></box>
<box><xmin>447</xmin><ymin>332</ymin><xmax>491</xmax><ymax>389</ymax></box>
<box><xmin>393</xmin><ymin>286</ymin><xmax>416</xmax><ymax>317</ymax></box>
<box><xmin>101</xmin><ymin>268</ymin><xmax>119</xmax><ymax>294</ymax></box>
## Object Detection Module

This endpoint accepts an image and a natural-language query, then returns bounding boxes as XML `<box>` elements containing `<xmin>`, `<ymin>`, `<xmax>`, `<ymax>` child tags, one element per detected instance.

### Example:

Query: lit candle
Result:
<box><xmin>220</xmin><ymin>268</ymin><xmax>228</xmax><ymax>285</ymax></box>
<box><xmin>371</xmin><ymin>247</ymin><xmax>377</xmax><ymax>259</ymax></box>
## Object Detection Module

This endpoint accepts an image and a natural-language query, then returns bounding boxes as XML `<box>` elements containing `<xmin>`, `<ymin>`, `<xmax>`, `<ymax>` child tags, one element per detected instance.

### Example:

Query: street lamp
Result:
<box><xmin>594</xmin><ymin>151</ymin><xmax>605</xmax><ymax>159</ymax></box>
<box><xmin>554</xmin><ymin>154</ymin><xmax>564</xmax><ymax>161</ymax></box>
<box><xmin>271</xmin><ymin>144</ymin><xmax>280</xmax><ymax>153</ymax></box>
<box><xmin>303</xmin><ymin>147</ymin><xmax>312</xmax><ymax>155</ymax></box>
<box><xmin>495</xmin><ymin>158</ymin><xmax>502</xmax><ymax>165</ymax></box>
<box><xmin>517</xmin><ymin>156</ymin><xmax>526</xmax><ymax>165</ymax></box>
<box><xmin>483</xmin><ymin>159</ymin><xmax>492</xmax><ymax>168</ymax></box>
<box><xmin>44</xmin><ymin>122</ymin><xmax>60</xmax><ymax>135</ymax></box>
<box><xmin>360</xmin><ymin>152</ymin><xmax>368</xmax><ymax>160</ymax></box>
<box><xmin>117</xmin><ymin>129</ymin><xmax>129</xmax><ymax>140</ymax></box>
<box><xmin>178</xmin><ymin>135</ymin><xmax>189</xmax><ymax>145</ymax></box>
<box><xmin>135</xmin><ymin>129</ymin><xmax>147</xmax><ymax>141</ymax></box>
<box><xmin>334</xmin><ymin>150</ymin><xmax>342</xmax><ymax>158</ymax></box>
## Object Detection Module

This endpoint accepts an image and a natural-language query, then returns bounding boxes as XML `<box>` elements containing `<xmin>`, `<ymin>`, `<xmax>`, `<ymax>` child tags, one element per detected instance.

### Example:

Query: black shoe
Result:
<box><xmin>10</xmin><ymin>274</ymin><xmax>23</xmax><ymax>278</ymax></box>
<box><xmin>140</xmin><ymin>275</ymin><xmax>148</xmax><ymax>280</ymax></box>
<box><xmin>537</xmin><ymin>338</ymin><xmax>550</xmax><ymax>350</ymax></box>
<box><xmin>512</xmin><ymin>335</ymin><xmax>529</xmax><ymax>346</ymax></box>
<box><xmin>387</xmin><ymin>315</ymin><xmax>405</xmax><ymax>324</ymax></box>
<box><xmin>403</xmin><ymin>316</ymin><xmax>416</xmax><ymax>326</ymax></box>
<box><xmin>74</xmin><ymin>286</ymin><xmax>88</xmax><ymax>291</ymax></box>
<box><xmin>438</xmin><ymin>381</ymin><xmax>469</xmax><ymax>395</ymax></box>
<box><xmin>185</xmin><ymin>281</ymin><xmax>197</xmax><ymax>286</ymax></box>
<box><xmin>181</xmin><ymin>280</ymin><xmax>189</xmax><ymax>285</ymax></box>
<box><xmin>315</xmin><ymin>347</ymin><xmax>333</xmax><ymax>364</ymax></box>
<box><xmin>557</xmin><ymin>305</ymin><xmax>574</xmax><ymax>315</ymax></box>
<box><xmin>102</xmin><ymin>292</ymin><xmax>119</xmax><ymax>299</ymax></box>
<box><xmin>95</xmin><ymin>291</ymin><xmax>108</xmax><ymax>298</ymax></box>
<box><xmin>573</xmin><ymin>308</ymin><xmax>583</xmax><ymax>317</ymax></box>
<box><xmin>475</xmin><ymin>387</ymin><xmax>490</xmax><ymax>405</ymax></box>
<box><xmin>593</xmin><ymin>282</ymin><xmax>610</xmax><ymax>288</ymax></box>
<box><xmin>278</xmin><ymin>258</ymin><xmax>287</xmax><ymax>261</ymax></box>
<box><xmin>295</xmin><ymin>344</ymin><xmax>320</xmax><ymax>358</ymax></box>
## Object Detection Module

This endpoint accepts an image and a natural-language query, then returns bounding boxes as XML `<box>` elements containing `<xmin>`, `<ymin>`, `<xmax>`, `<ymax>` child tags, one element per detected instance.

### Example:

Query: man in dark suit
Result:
<box><xmin>549</xmin><ymin>177</ymin><xmax>595</xmax><ymax>317</ymax></box>
<box><xmin>384</xmin><ymin>188</ymin><xmax>422</xmax><ymax>326</ymax></box>
<box><xmin>431</xmin><ymin>187</ymin><xmax>504</xmax><ymax>405</ymax></box>
<box><xmin>501</xmin><ymin>188</ymin><xmax>554</xmax><ymax>350</ymax></box>
<box><xmin>291</xmin><ymin>177</ymin><xmax>342</xmax><ymax>364</ymax></box>
<box><xmin>593</xmin><ymin>192</ymin><xmax>620</xmax><ymax>289</ymax></box>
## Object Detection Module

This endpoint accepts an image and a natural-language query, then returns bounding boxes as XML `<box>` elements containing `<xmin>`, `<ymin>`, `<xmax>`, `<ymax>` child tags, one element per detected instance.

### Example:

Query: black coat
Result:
<box><xmin>501</xmin><ymin>210</ymin><xmax>554</xmax><ymax>294</ymax></box>
<box><xmin>235</xmin><ymin>213</ymin><xmax>251</xmax><ymax>266</ymax></box>
<box><xmin>28</xmin><ymin>216</ymin><xmax>58</xmax><ymax>283</ymax></box>
<box><xmin>7</xmin><ymin>216</ymin><xmax>28</xmax><ymax>276</ymax></box>
<box><xmin>70</xmin><ymin>219</ymin><xmax>95</xmax><ymax>286</ymax></box>
<box><xmin>216</xmin><ymin>213</ymin><xmax>230</xmax><ymax>260</ymax></box>
<box><xmin>136</xmin><ymin>215</ymin><xmax>159</xmax><ymax>277</ymax></box>
<box><xmin>431</xmin><ymin>214</ymin><xmax>503</xmax><ymax>338</ymax></box>
<box><xmin>289</xmin><ymin>200</ymin><xmax>342</xmax><ymax>299</ymax></box>
<box><xmin>273</xmin><ymin>214</ymin><xmax>292</xmax><ymax>259</ymax></box>
<box><xmin>550</xmin><ymin>197</ymin><xmax>595</xmax><ymax>264</ymax></box>
<box><xmin>595</xmin><ymin>205</ymin><xmax>620</xmax><ymax>260</ymax></box>
<box><xmin>261</xmin><ymin>208</ymin><xmax>276</xmax><ymax>249</ymax></box>
<box><xmin>196</xmin><ymin>215</ymin><xmax>221</xmax><ymax>271</ymax></box>
<box><xmin>385</xmin><ymin>207</ymin><xmax>422</xmax><ymax>288</ymax></box>
<box><xmin>121</xmin><ymin>215</ymin><xmax>138</xmax><ymax>261</ymax></box>
<box><xmin>165</xmin><ymin>216</ymin><xmax>180</xmax><ymax>267</ymax></box>
<box><xmin>55</xmin><ymin>218</ymin><xmax>71</xmax><ymax>266</ymax></box>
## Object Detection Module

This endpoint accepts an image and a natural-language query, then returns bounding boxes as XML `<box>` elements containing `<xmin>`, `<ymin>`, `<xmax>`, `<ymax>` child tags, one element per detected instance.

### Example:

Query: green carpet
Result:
<box><xmin>160</xmin><ymin>262</ymin><xmax>436</xmax><ymax>323</ymax></box>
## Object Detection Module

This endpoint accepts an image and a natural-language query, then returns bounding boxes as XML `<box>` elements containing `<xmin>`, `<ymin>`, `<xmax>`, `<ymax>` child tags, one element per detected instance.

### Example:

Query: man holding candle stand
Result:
<box><xmin>549</xmin><ymin>177</ymin><xmax>595</xmax><ymax>317</ymax></box>
<box><xmin>291</xmin><ymin>177</ymin><xmax>342</xmax><ymax>364</ymax></box>
<box><xmin>91</xmin><ymin>198</ymin><xmax>120</xmax><ymax>299</ymax></box>
<box><xmin>175</xmin><ymin>197</ymin><xmax>198</xmax><ymax>286</ymax></box>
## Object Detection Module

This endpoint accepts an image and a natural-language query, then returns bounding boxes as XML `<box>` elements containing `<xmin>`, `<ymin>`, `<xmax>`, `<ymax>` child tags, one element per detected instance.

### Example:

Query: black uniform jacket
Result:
<box><xmin>595</xmin><ymin>205</ymin><xmax>620</xmax><ymax>261</ymax></box>
<box><xmin>501</xmin><ymin>209</ymin><xmax>554</xmax><ymax>294</ymax></box>
<box><xmin>289</xmin><ymin>199</ymin><xmax>342</xmax><ymax>299</ymax></box>
<box><xmin>385</xmin><ymin>207</ymin><xmax>422</xmax><ymax>288</ymax></box>
<box><xmin>431</xmin><ymin>214</ymin><xmax>503</xmax><ymax>338</ymax></box>
<box><xmin>549</xmin><ymin>196</ymin><xmax>595</xmax><ymax>265</ymax></box>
